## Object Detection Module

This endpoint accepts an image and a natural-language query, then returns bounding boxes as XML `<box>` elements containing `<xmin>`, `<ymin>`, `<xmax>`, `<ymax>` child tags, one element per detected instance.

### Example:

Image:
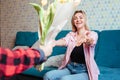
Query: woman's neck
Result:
<box><xmin>77</xmin><ymin>27</ymin><xmax>86</xmax><ymax>35</ymax></box>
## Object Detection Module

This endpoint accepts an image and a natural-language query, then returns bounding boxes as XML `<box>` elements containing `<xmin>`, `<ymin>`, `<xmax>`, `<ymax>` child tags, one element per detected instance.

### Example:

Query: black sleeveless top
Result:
<box><xmin>70</xmin><ymin>44</ymin><xmax>86</xmax><ymax>64</ymax></box>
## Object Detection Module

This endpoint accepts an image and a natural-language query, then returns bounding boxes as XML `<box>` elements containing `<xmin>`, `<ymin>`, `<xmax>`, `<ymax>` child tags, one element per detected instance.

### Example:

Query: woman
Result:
<box><xmin>44</xmin><ymin>10</ymin><xmax>100</xmax><ymax>80</ymax></box>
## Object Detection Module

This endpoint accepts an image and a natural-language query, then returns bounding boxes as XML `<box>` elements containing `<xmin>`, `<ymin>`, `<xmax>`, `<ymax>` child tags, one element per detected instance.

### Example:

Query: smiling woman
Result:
<box><xmin>43</xmin><ymin>10</ymin><xmax>100</xmax><ymax>80</ymax></box>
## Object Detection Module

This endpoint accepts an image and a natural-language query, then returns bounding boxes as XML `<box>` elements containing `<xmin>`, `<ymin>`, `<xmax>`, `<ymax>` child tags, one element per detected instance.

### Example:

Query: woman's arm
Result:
<box><xmin>54</xmin><ymin>39</ymin><xmax>66</xmax><ymax>47</ymax></box>
<box><xmin>53</xmin><ymin>32</ymin><xmax>72</xmax><ymax>47</ymax></box>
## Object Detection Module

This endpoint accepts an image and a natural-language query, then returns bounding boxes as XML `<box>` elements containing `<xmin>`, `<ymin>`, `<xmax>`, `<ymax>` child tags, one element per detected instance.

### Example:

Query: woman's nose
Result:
<box><xmin>76</xmin><ymin>18</ymin><xmax>80</xmax><ymax>22</ymax></box>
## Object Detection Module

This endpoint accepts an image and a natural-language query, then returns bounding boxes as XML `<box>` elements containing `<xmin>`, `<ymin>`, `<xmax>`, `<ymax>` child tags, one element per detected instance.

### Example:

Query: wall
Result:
<box><xmin>1</xmin><ymin>0</ymin><xmax>40</xmax><ymax>48</ymax></box>
<box><xmin>0</xmin><ymin>0</ymin><xmax>120</xmax><ymax>48</ymax></box>
<box><xmin>66</xmin><ymin>0</ymin><xmax>120</xmax><ymax>30</ymax></box>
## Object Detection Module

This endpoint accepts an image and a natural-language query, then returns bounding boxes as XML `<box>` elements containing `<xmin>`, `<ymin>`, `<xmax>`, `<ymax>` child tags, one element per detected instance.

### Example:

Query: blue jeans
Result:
<box><xmin>44</xmin><ymin>63</ymin><xmax>89</xmax><ymax>80</ymax></box>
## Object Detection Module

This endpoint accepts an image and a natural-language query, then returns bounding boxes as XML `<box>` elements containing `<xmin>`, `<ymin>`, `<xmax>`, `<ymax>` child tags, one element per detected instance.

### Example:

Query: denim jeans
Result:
<box><xmin>44</xmin><ymin>62</ymin><xmax>89</xmax><ymax>80</ymax></box>
<box><xmin>67</xmin><ymin>62</ymin><xmax>87</xmax><ymax>74</ymax></box>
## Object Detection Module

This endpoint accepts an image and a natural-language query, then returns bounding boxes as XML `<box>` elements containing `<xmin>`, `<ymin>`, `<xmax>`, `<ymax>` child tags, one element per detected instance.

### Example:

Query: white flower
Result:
<box><xmin>74</xmin><ymin>0</ymin><xmax>81</xmax><ymax>7</ymax></box>
<box><xmin>41</xmin><ymin>0</ymin><xmax>47</xmax><ymax>6</ymax></box>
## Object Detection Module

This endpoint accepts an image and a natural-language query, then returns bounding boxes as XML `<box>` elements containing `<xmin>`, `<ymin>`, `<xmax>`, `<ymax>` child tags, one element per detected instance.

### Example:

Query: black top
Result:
<box><xmin>70</xmin><ymin>44</ymin><xmax>86</xmax><ymax>64</ymax></box>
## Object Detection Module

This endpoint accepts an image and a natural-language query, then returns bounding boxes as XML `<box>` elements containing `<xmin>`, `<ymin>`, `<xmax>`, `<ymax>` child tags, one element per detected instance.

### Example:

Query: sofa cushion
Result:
<box><xmin>22</xmin><ymin>67</ymin><xmax>56</xmax><ymax>77</ymax></box>
<box><xmin>99</xmin><ymin>66</ymin><xmax>120</xmax><ymax>80</ymax></box>
<box><xmin>93</xmin><ymin>30</ymin><xmax>100</xmax><ymax>57</ymax></box>
<box><xmin>15</xmin><ymin>31</ymin><xmax>39</xmax><ymax>47</ymax></box>
<box><xmin>99</xmin><ymin>66</ymin><xmax>120</xmax><ymax>74</ymax></box>
<box><xmin>99</xmin><ymin>73</ymin><xmax>120</xmax><ymax>80</ymax></box>
<box><xmin>55</xmin><ymin>30</ymin><xmax>71</xmax><ymax>40</ymax></box>
<box><xmin>44</xmin><ymin>54</ymin><xmax>64</xmax><ymax>67</ymax></box>
<box><xmin>95</xmin><ymin>30</ymin><xmax>120</xmax><ymax>68</ymax></box>
<box><xmin>31</xmin><ymin>40</ymin><xmax>40</xmax><ymax>49</ymax></box>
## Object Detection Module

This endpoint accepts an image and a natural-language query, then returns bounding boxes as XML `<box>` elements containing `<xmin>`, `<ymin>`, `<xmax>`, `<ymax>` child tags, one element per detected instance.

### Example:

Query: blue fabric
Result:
<box><xmin>15</xmin><ymin>31</ymin><xmax>39</xmax><ymax>47</ymax></box>
<box><xmin>44</xmin><ymin>68</ymin><xmax>71</xmax><ymax>80</ymax></box>
<box><xmin>95</xmin><ymin>30</ymin><xmax>120</xmax><ymax>68</ymax></box>
<box><xmin>99</xmin><ymin>73</ymin><xmax>120</xmax><ymax>80</ymax></box>
<box><xmin>22</xmin><ymin>67</ymin><xmax>56</xmax><ymax>77</ymax></box>
<box><xmin>99</xmin><ymin>66</ymin><xmax>120</xmax><ymax>80</ymax></box>
<box><xmin>66</xmin><ymin>62</ymin><xmax>87</xmax><ymax>74</ymax></box>
<box><xmin>55</xmin><ymin>30</ymin><xmax>71</xmax><ymax>40</ymax></box>
<box><xmin>93</xmin><ymin>30</ymin><xmax>100</xmax><ymax>57</ymax></box>
<box><xmin>44</xmin><ymin>68</ymin><xmax>88</xmax><ymax>80</ymax></box>
<box><xmin>51</xmin><ymin>46</ymin><xmax>66</xmax><ymax>56</ymax></box>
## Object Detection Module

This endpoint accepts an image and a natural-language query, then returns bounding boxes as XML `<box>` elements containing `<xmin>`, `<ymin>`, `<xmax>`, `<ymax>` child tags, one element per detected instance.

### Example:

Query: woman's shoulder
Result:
<box><xmin>67</xmin><ymin>31</ymin><xmax>76</xmax><ymax>36</ymax></box>
<box><xmin>87</xmin><ymin>30</ymin><xmax>98</xmax><ymax>35</ymax></box>
<box><xmin>86</xmin><ymin>30</ymin><xmax>98</xmax><ymax>38</ymax></box>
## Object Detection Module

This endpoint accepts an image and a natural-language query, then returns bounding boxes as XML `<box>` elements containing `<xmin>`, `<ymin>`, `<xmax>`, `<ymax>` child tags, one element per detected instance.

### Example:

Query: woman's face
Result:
<box><xmin>73</xmin><ymin>12</ymin><xmax>86</xmax><ymax>30</ymax></box>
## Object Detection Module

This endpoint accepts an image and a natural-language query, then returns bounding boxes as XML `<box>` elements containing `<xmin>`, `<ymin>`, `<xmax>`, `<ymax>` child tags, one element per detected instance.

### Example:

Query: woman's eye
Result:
<box><xmin>74</xmin><ymin>16</ymin><xmax>83</xmax><ymax>20</ymax></box>
<box><xmin>74</xmin><ymin>17</ymin><xmax>77</xmax><ymax>20</ymax></box>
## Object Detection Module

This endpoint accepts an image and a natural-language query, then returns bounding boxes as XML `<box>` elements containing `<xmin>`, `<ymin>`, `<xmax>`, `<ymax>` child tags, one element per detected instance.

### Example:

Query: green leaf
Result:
<box><xmin>29</xmin><ymin>3</ymin><xmax>44</xmax><ymax>39</ymax></box>
<box><xmin>29</xmin><ymin>3</ymin><xmax>42</xmax><ymax>15</ymax></box>
<box><xmin>29</xmin><ymin>3</ymin><xmax>44</xmax><ymax>27</ymax></box>
<box><xmin>29</xmin><ymin>1</ymin><xmax>57</xmax><ymax>45</ymax></box>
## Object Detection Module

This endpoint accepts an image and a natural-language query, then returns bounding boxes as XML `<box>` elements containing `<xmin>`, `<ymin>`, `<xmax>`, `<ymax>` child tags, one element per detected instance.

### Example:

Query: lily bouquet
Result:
<box><xmin>30</xmin><ymin>0</ymin><xmax>81</xmax><ymax>70</ymax></box>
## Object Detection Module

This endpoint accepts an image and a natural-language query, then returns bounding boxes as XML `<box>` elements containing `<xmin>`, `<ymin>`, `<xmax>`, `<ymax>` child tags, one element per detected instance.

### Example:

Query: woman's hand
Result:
<box><xmin>76</xmin><ymin>31</ymin><xmax>94</xmax><ymax>46</ymax></box>
<box><xmin>40</xmin><ymin>43</ymin><xmax>54</xmax><ymax>57</ymax></box>
<box><xmin>84</xmin><ymin>32</ymin><xmax>94</xmax><ymax>46</ymax></box>
<box><xmin>85</xmin><ymin>37</ymin><xmax>94</xmax><ymax>46</ymax></box>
